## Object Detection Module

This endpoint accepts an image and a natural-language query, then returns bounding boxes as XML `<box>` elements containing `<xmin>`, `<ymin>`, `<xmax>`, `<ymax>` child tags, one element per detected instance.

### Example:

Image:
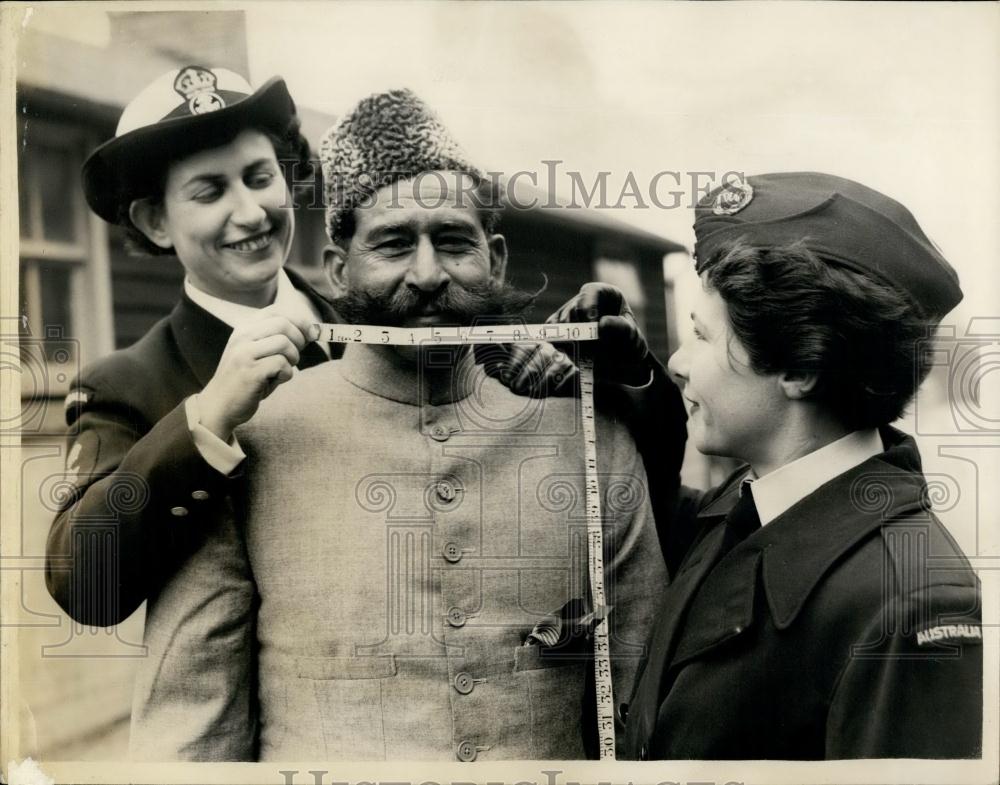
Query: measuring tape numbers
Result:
<box><xmin>314</xmin><ymin>321</ymin><xmax>617</xmax><ymax>759</ymax></box>
<box><xmin>315</xmin><ymin>321</ymin><xmax>597</xmax><ymax>346</ymax></box>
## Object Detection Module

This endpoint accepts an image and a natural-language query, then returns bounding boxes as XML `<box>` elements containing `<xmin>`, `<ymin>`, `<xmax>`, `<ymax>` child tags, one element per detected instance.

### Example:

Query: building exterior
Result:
<box><xmin>12</xmin><ymin>8</ymin><xmax>686</xmax><ymax>759</ymax></box>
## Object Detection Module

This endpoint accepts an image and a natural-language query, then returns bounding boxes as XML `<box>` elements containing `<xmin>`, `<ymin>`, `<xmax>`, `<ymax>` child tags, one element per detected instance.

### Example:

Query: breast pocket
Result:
<box><xmin>513</xmin><ymin>644</ymin><xmax>587</xmax><ymax>759</ymax></box>
<box><xmin>296</xmin><ymin>655</ymin><xmax>397</xmax><ymax>760</ymax></box>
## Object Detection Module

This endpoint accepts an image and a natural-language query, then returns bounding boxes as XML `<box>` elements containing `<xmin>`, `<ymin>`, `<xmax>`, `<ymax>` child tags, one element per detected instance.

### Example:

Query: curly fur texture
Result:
<box><xmin>319</xmin><ymin>89</ymin><xmax>482</xmax><ymax>242</ymax></box>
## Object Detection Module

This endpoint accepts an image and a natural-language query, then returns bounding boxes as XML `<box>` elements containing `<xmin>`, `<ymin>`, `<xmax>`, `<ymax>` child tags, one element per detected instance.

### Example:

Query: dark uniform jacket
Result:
<box><xmin>622</xmin><ymin>426</ymin><xmax>983</xmax><ymax>760</ymax></box>
<box><xmin>45</xmin><ymin>267</ymin><xmax>342</xmax><ymax>626</ymax></box>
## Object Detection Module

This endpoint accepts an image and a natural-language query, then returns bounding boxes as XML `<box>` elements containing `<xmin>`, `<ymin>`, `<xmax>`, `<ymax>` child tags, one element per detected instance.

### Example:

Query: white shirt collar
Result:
<box><xmin>184</xmin><ymin>269</ymin><xmax>322</xmax><ymax>328</ymax></box>
<box><xmin>747</xmin><ymin>429</ymin><xmax>883</xmax><ymax>526</ymax></box>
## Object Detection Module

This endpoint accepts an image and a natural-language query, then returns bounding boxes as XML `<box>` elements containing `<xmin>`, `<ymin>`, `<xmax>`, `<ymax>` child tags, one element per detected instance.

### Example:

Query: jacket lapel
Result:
<box><xmin>169</xmin><ymin>295</ymin><xmax>233</xmax><ymax>387</ymax></box>
<box><xmin>170</xmin><ymin>269</ymin><xmax>344</xmax><ymax>384</ymax></box>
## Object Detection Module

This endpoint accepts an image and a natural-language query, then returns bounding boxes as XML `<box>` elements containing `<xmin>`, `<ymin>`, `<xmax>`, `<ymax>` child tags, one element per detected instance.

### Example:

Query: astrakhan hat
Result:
<box><xmin>83</xmin><ymin>65</ymin><xmax>296</xmax><ymax>223</ymax></box>
<box><xmin>693</xmin><ymin>172</ymin><xmax>962</xmax><ymax>320</ymax></box>
<box><xmin>318</xmin><ymin>88</ymin><xmax>483</xmax><ymax>241</ymax></box>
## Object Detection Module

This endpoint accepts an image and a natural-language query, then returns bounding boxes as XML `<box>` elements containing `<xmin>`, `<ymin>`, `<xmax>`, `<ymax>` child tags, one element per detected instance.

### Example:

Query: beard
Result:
<box><xmin>331</xmin><ymin>278</ymin><xmax>542</xmax><ymax>327</ymax></box>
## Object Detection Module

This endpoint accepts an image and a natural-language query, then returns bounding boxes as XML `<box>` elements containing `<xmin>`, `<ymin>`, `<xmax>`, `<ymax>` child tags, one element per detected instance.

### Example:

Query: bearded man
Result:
<box><xmin>129</xmin><ymin>89</ymin><xmax>667</xmax><ymax>762</ymax></box>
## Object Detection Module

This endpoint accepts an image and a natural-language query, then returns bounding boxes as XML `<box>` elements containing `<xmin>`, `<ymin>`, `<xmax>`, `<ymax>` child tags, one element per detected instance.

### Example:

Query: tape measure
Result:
<box><xmin>314</xmin><ymin>321</ymin><xmax>618</xmax><ymax>759</ymax></box>
<box><xmin>315</xmin><ymin>321</ymin><xmax>598</xmax><ymax>346</ymax></box>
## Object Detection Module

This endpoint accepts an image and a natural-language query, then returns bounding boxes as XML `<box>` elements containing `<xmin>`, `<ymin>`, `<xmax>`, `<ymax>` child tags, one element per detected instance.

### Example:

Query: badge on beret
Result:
<box><xmin>174</xmin><ymin>66</ymin><xmax>226</xmax><ymax>116</ymax></box>
<box><xmin>713</xmin><ymin>177</ymin><xmax>754</xmax><ymax>215</ymax></box>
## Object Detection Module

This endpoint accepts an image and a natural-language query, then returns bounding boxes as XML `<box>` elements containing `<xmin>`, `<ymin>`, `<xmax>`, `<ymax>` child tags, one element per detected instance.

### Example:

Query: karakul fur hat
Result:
<box><xmin>319</xmin><ymin>89</ymin><xmax>483</xmax><ymax>241</ymax></box>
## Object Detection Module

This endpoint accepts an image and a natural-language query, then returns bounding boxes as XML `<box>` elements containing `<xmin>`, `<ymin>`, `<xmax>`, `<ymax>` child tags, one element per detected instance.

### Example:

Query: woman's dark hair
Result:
<box><xmin>117</xmin><ymin>114</ymin><xmax>312</xmax><ymax>257</ymax></box>
<box><xmin>701</xmin><ymin>239</ymin><xmax>935</xmax><ymax>430</ymax></box>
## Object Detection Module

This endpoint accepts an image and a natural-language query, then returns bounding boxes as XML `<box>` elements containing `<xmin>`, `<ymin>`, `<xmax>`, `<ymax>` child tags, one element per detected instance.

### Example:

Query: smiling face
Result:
<box><xmin>326</xmin><ymin>172</ymin><xmax>510</xmax><ymax>329</ymax></box>
<box><xmin>667</xmin><ymin>277</ymin><xmax>787</xmax><ymax>465</ymax></box>
<box><xmin>133</xmin><ymin>128</ymin><xmax>293</xmax><ymax>307</ymax></box>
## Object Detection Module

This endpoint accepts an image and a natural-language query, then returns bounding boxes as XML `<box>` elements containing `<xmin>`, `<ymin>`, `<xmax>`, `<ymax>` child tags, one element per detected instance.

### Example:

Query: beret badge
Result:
<box><xmin>173</xmin><ymin>66</ymin><xmax>226</xmax><ymax>116</ymax></box>
<box><xmin>712</xmin><ymin>177</ymin><xmax>754</xmax><ymax>215</ymax></box>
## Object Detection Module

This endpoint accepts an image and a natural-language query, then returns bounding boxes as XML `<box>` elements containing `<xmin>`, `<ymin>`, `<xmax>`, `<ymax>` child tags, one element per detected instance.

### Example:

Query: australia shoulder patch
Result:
<box><xmin>915</xmin><ymin>623</ymin><xmax>982</xmax><ymax>647</ymax></box>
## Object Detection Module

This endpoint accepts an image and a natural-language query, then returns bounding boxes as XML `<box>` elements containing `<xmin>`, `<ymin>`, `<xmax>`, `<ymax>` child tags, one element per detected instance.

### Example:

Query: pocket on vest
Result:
<box><xmin>297</xmin><ymin>655</ymin><xmax>397</xmax><ymax>759</ymax></box>
<box><xmin>514</xmin><ymin>644</ymin><xmax>587</xmax><ymax>758</ymax></box>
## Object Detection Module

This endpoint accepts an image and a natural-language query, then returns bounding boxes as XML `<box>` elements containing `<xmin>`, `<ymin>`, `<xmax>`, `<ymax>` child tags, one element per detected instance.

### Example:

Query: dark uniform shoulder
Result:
<box><xmin>67</xmin><ymin>314</ymin><xmax>193</xmax><ymax>427</ymax></box>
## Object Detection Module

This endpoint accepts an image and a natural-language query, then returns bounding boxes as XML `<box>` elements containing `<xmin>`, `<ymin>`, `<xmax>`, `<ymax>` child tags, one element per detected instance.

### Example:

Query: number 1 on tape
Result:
<box><xmin>313</xmin><ymin>321</ymin><xmax>615</xmax><ymax>757</ymax></box>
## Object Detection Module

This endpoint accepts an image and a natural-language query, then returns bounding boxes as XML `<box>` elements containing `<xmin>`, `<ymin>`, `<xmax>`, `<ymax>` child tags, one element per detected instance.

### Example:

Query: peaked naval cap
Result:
<box><xmin>82</xmin><ymin>66</ymin><xmax>296</xmax><ymax>223</ymax></box>
<box><xmin>693</xmin><ymin>172</ymin><xmax>962</xmax><ymax>320</ymax></box>
<box><xmin>319</xmin><ymin>89</ymin><xmax>483</xmax><ymax>241</ymax></box>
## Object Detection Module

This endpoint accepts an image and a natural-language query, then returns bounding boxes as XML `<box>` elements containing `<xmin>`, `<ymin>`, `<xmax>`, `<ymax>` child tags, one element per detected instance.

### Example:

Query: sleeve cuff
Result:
<box><xmin>185</xmin><ymin>394</ymin><xmax>246</xmax><ymax>476</ymax></box>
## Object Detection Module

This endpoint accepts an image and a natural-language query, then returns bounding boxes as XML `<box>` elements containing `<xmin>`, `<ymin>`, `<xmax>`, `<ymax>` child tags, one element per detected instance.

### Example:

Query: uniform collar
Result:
<box><xmin>171</xmin><ymin>267</ymin><xmax>340</xmax><ymax>387</ymax></box>
<box><xmin>337</xmin><ymin>343</ymin><xmax>480</xmax><ymax>406</ymax></box>
<box><xmin>749</xmin><ymin>429</ymin><xmax>883</xmax><ymax>525</ymax></box>
<box><xmin>183</xmin><ymin>268</ymin><xmax>320</xmax><ymax>328</ymax></box>
<box><xmin>693</xmin><ymin>427</ymin><xmax>928</xmax><ymax>632</ymax></box>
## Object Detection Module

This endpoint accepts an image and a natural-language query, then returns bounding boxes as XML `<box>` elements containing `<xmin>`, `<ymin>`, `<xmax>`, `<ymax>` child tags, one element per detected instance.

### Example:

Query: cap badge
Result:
<box><xmin>173</xmin><ymin>66</ymin><xmax>226</xmax><ymax>116</ymax></box>
<box><xmin>713</xmin><ymin>178</ymin><xmax>754</xmax><ymax>216</ymax></box>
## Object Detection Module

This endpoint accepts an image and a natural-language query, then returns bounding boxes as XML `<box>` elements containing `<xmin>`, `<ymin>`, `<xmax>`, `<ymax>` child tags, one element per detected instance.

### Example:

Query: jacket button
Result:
<box><xmin>430</xmin><ymin>425</ymin><xmax>451</xmax><ymax>442</ymax></box>
<box><xmin>456</xmin><ymin>740</ymin><xmax>477</xmax><ymax>761</ymax></box>
<box><xmin>639</xmin><ymin>743</ymin><xmax>649</xmax><ymax>761</ymax></box>
<box><xmin>454</xmin><ymin>671</ymin><xmax>475</xmax><ymax>694</ymax></box>
<box><xmin>191</xmin><ymin>490</ymin><xmax>210</xmax><ymax>501</ymax></box>
<box><xmin>436</xmin><ymin>480</ymin><xmax>457</xmax><ymax>502</ymax></box>
<box><xmin>442</xmin><ymin>542</ymin><xmax>463</xmax><ymax>563</ymax></box>
<box><xmin>170</xmin><ymin>506</ymin><xmax>189</xmax><ymax>517</ymax></box>
<box><xmin>447</xmin><ymin>607</ymin><xmax>467</xmax><ymax>627</ymax></box>
<box><xmin>617</xmin><ymin>702</ymin><xmax>629</xmax><ymax>724</ymax></box>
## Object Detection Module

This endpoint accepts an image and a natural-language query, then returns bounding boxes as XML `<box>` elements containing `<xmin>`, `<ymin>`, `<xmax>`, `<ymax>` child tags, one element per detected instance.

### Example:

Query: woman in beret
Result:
<box><xmin>553</xmin><ymin>172</ymin><xmax>982</xmax><ymax>759</ymax></box>
<box><xmin>45</xmin><ymin>66</ymin><xmax>342</xmax><ymax>629</ymax></box>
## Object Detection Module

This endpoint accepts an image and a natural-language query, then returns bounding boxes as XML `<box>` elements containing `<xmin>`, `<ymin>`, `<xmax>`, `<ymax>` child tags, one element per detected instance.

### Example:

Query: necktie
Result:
<box><xmin>297</xmin><ymin>342</ymin><xmax>328</xmax><ymax>370</ymax></box>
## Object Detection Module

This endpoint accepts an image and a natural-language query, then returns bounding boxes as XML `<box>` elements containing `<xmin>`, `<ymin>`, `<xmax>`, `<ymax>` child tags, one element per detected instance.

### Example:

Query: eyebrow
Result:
<box><xmin>365</xmin><ymin>217</ymin><xmax>481</xmax><ymax>239</ymax></box>
<box><xmin>178</xmin><ymin>158</ymin><xmax>276</xmax><ymax>191</ymax></box>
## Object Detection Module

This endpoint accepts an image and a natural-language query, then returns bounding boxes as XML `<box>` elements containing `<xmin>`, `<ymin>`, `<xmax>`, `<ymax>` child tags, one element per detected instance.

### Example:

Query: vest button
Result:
<box><xmin>442</xmin><ymin>542</ymin><xmax>462</xmax><ymax>563</ymax></box>
<box><xmin>639</xmin><ymin>743</ymin><xmax>649</xmax><ymax>761</ymax></box>
<box><xmin>191</xmin><ymin>489</ymin><xmax>210</xmax><ymax>501</ymax></box>
<box><xmin>170</xmin><ymin>506</ymin><xmax>189</xmax><ymax>517</ymax></box>
<box><xmin>447</xmin><ymin>607</ymin><xmax>467</xmax><ymax>627</ymax></box>
<box><xmin>454</xmin><ymin>671</ymin><xmax>475</xmax><ymax>694</ymax></box>
<box><xmin>617</xmin><ymin>702</ymin><xmax>629</xmax><ymax>724</ymax></box>
<box><xmin>456</xmin><ymin>740</ymin><xmax>477</xmax><ymax>761</ymax></box>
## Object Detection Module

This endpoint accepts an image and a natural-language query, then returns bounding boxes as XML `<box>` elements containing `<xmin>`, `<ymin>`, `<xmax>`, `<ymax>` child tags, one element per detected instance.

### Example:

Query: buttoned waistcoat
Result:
<box><xmin>133</xmin><ymin>343</ymin><xmax>666</xmax><ymax>761</ymax></box>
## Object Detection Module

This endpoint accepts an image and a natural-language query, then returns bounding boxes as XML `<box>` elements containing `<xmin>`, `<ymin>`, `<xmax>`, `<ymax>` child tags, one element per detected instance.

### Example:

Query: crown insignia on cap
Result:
<box><xmin>713</xmin><ymin>177</ymin><xmax>754</xmax><ymax>215</ymax></box>
<box><xmin>173</xmin><ymin>66</ymin><xmax>226</xmax><ymax>115</ymax></box>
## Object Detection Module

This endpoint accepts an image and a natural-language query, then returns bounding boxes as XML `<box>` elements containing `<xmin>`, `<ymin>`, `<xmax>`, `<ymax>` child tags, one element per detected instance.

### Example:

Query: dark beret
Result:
<box><xmin>694</xmin><ymin>172</ymin><xmax>962</xmax><ymax>320</ymax></box>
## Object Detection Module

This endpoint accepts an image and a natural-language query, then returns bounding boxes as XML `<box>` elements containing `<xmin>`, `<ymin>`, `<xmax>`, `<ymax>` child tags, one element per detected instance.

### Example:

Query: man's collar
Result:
<box><xmin>695</xmin><ymin>427</ymin><xmax>928</xmax><ymax>630</ymax></box>
<box><xmin>749</xmin><ymin>429</ymin><xmax>883</xmax><ymax>525</ymax></box>
<box><xmin>337</xmin><ymin>343</ymin><xmax>481</xmax><ymax>406</ymax></box>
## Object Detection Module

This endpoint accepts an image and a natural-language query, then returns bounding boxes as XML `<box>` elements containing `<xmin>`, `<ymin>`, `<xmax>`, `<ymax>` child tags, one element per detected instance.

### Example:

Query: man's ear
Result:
<box><xmin>324</xmin><ymin>244</ymin><xmax>349</xmax><ymax>298</ymax></box>
<box><xmin>487</xmin><ymin>233</ymin><xmax>508</xmax><ymax>283</ymax></box>
<box><xmin>128</xmin><ymin>199</ymin><xmax>173</xmax><ymax>250</ymax></box>
<box><xmin>778</xmin><ymin>370</ymin><xmax>820</xmax><ymax>400</ymax></box>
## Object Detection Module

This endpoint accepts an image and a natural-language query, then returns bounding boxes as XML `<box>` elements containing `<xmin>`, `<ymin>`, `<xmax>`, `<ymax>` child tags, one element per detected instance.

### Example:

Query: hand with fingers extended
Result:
<box><xmin>198</xmin><ymin>308</ymin><xmax>321</xmax><ymax>440</ymax></box>
<box><xmin>547</xmin><ymin>283</ymin><xmax>653</xmax><ymax>387</ymax></box>
<box><xmin>478</xmin><ymin>340</ymin><xmax>580</xmax><ymax>398</ymax></box>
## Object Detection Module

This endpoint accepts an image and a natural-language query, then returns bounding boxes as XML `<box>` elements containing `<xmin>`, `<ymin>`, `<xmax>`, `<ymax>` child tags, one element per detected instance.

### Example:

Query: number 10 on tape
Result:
<box><xmin>313</xmin><ymin>321</ymin><xmax>616</xmax><ymax>757</ymax></box>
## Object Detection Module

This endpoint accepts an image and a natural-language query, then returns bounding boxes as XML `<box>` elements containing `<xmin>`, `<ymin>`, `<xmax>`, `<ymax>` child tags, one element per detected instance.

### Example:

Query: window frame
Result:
<box><xmin>18</xmin><ymin>117</ymin><xmax>115</xmax><ymax>399</ymax></box>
